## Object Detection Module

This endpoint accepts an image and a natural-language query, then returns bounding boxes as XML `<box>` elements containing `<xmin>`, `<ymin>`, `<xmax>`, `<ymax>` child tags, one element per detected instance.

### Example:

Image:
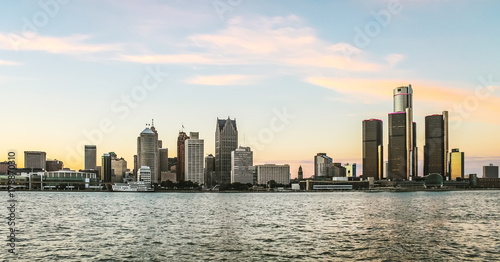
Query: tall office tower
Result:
<box><xmin>231</xmin><ymin>146</ymin><xmax>254</xmax><ymax>184</ymax></box>
<box><xmin>159</xmin><ymin>148</ymin><xmax>168</xmax><ymax>182</ymax></box>
<box><xmin>449</xmin><ymin>148</ymin><xmax>464</xmax><ymax>180</ymax></box>
<box><xmin>45</xmin><ymin>160</ymin><xmax>63</xmax><ymax>171</ymax></box>
<box><xmin>215</xmin><ymin>117</ymin><xmax>238</xmax><ymax>186</ymax></box>
<box><xmin>24</xmin><ymin>151</ymin><xmax>47</xmax><ymax>169</ymax></box>
<box><xmin>255</xmin><ymin>164</ymin><xmax>290</xmax><ymax>185</ymax></box>
<box><xmin>137</xmin><ymin>122</ymin><xmax>160</xmax><ymax>184</ymax></box>
<box><xmin>388</xmin><ymin>85</ymin><xmax>417</xmax><ymax>180</ymax></box>
<box><xmin>362</xmin><ymin>119</ymin><xmax>383</xmax><ymax>180</ymax></box>
<box><xmin>423</xmin><ymin>112</ymin><xmax>449</xmax><ymax>179</ymax></box>
<box><xmin>101</xmin><ymin>153</ymin><xmax>112</xmax><ymax>182</ymax></box>
<box><xmin>84</xmin><ymin>145</ymin><xmax>97</xmax><ymax>170</ymax></box>
<box><xmin>297</xmin><ymin>165</ymin><xmax>303</xmax><ymax>180</ymax></box>
<box><xmin>345</xmin><ymin>163</ymin><xmax>357</xmax><ymax>178</ymax></box>
<box><xmin>314</xmin><ymin>153</ymin><xmax>332</xmax><ymax>179</ymax></box>
<box><xmin>138</xmin><ymin>166</ymin><xmax>152</xmax><ymax>185</ymax></box>
<box><xmin>133</xmin><ymin>155</ymin><xmax>138</xmax><ymax>178</ymax></box>
<box><xmin>205</xmin><ymin>154</ymin><xmax>216</xmax><ymax>187</ymax></box>
<box><xmin>185</xmin><ymin>132</ymin><xmax>204</xmax><ymax>185</ymax></box>
<box><xmin>176</xmin><ymin>131</ymin><xmax>190</xmax><ymax>182</ymax></box>
<box><xmin>110</xmin><ymin>153</ymin><xmax>127</xmax><ymax>183</ymax></box>
<box><xmin>483</xmin><ymin>164</ymin><xmax>499</xmax><ymax>178</ymax></box>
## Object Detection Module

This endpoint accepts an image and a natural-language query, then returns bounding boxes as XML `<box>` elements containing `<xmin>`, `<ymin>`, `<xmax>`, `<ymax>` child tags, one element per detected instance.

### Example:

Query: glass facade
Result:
<box><xmin>362</xmin><ymin>119</ymin><xmax>383</xmax><ymax>180</ymax></box>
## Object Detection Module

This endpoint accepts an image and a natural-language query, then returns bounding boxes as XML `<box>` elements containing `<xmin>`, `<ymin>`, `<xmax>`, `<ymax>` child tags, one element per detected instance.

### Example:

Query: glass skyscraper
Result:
<box><xmin>215</xmin><ymin>117</ymin><xmax>238</xmax><ymax>186</ymax></box>
<box><xmin>423</xmin><ymin>112</ymin><xmax>449</xmax><ymax>179</ymax></box>
<box><xmin>362</xmin><ymin>119</ymin><xmax>383</xmax><ymax>180</ymax></box>
<box><xmin>388</xmin><ymin>85</ymin><xmax>417</xmax><ymax>180</ymax></box>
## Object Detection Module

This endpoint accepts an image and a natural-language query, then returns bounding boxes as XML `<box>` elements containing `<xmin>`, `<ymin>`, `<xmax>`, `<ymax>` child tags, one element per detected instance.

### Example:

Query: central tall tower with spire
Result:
<box><xmin>215</xmin><ymin>117</ymin><xmax>238</xmax><ymax>186</ymax></box>
<box><xmin>137</xmin><ymin>120</ymin><xmax>161</xmax><ymax>184</ymax></box>
<box><xmin>388</xmin><ymin>85</ymin><xmax>418</xmax><ymax>180</ymax></box>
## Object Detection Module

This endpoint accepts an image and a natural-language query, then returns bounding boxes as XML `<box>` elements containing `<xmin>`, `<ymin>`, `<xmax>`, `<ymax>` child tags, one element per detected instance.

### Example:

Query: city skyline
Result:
<box><xmin>1</xmin><ymin>1</ymin><xmax>499</xmax><ymax>177</ymax></box>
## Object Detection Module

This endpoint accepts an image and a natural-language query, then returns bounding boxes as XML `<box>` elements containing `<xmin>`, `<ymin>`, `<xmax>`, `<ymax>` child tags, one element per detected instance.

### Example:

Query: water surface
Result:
<box><xmin>3</xmin><ymin>191</ymin><xmax>499</xmax><ymax>261</ymax></box>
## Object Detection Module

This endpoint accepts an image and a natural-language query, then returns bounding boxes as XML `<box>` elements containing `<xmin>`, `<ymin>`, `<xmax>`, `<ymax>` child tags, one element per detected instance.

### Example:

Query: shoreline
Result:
<box><xmin>2</xmin><ymin>188</ymin><xmax>498</xmax><ymax>193</ymax></box>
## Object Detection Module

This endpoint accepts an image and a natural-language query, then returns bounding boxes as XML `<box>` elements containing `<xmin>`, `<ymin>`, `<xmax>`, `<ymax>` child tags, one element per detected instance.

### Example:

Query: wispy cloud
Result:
<box><xmin>0</xmin><ymin>60</ymin><xmax>20</xmax><ymax>66</ymax></box>
<box><xmin>186</xmin><ymin>74</ymin><xmax>260</xmax><ymax>86</ymax></box>
<box><xmin>386</xmin><ymin>54</ymin><xmax>404</xmax><ymax>67</ymax></box>
<box><xmin>0</xmin><ymin>34</ymin><xmax>121</xmax><ymax>55</ymax></box>
<box><xmin>121</xmin><ymin>15</ymin><xmax>380</xmax><ymax>71</ymax></box>
<box><xmin>306</xmin><ymin>76</ymin><xmax>500</xmax><ymax>123</ymax></box>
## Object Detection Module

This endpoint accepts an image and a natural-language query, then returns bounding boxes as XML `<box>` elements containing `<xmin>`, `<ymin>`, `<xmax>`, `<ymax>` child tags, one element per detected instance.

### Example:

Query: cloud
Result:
<box><xmin>306</xmin><ymin>76</ymin><xmax>500</xmax><ymax>123</ymax></box>
<box><xmin>121</xmin><ymin>54</ymin><xmax>216</xmax><ymax>64</ymax></box>
<box><xmin>0</xmin><ymin>60</ymin><xmax>20</xmax><ymax>66</ymax></box>
<box><xmin>121</xmin><ymin>15</ymin><xmax>380</xmax><ymax>71</ymax></box>
<box><xmin>386</xmin><ymin>53</ymin><xmax>404</xmax><ymax>67</ymax></box>
<box><xmin>0</xmin><ymin>34</ymin><xmax>121</xmax><ymax>55</ymax></box>
<box><xmin>185</xmin><ymin>74</ymin><xmax>260</xmax><ymax>86</ymax></box>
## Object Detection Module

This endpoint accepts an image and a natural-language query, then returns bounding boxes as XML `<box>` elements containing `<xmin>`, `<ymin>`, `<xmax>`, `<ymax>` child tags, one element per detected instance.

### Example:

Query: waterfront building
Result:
<box><xmin>0</xmin><ymin>161</ymin><xmax>17</xmax><ymax>174</ymax></box>
<box><xmin>84</xmin><ymin>145</ymin><xmax>97</xmax><ymax>170</ymax></box>
<box><xmin>45</xmin><ymin>160</ymin><xmax>63</xmax><ymax>172</ymax></box>
<box><xmin>215</xmin><ymin>117</ymin><xmax>238</xmax><ymax>186</ymax></box>
<box><xmin>256</xmin><ymin>164</ymin><xmax>290</xmax><ymax>185</ymax></box>
<box><xmin>138</xmin><ymin>166</ymin><xmax>152</xmax><ymax>185</ymax></box>
<box><xmin>424</xmin><ymin>112</ymin><xmax>449</xmax><ymax>179</ymax></box>
<box><xmin>362</xmin><ymin>118</ymin><xmax>383</xmax><ymax>180</ymax></box>
<box><xmin>449</xmin><ymin>148</ymin><xmax>464</xmax><ymax>180</ymax></box>
<box><xmin>110</xmin><ymin>153</ymin><xmax>127</xmax><ymax>183</ymax></box>
<box><xmin>185</xmin><ymin>132</ymin><xmax>204</xmax><ymax>185</ymax></box>
<box><xmin>101</xmin><ymin>153</ymin><xmax>112</xmax><ymax>182</ymax></box>
<box><xmin>24</xmin><ymin>151</ymin><xmax>46</xmax><ymax>169</ymax></box>
<box><xmin>205</xmin><ymin>154</ymin><xmax>216</xmax><ymax>187</ymax></box>
<box><xmin>176</xmin><ymin>131</ymin><xmax>190</xmax><ymax>182</ymax></box>
<box><xmin>159</xmin><ymin>148</ymin><xmax>168</xmax><ymax>173</ymax></box>
<box><xmin>137</xmin><ymin>122</ymin><xmax>160</xmax><ymax>184</ymax></box>
<box><xmin>329</xmin><ymin>163</ymin><xmax>346</xmax><ymax>177</ymax></box>
<box><xmin>314</xmin><ymin>153</ymin><xmax>332</xmax><ymax>179</ymax></box>
<box><xmin>298</xmin><ymin>165</ymin><xmax>303</xmax><ymax>180</ymax></box>
<box><xmin>231</xmin><ymin>146</ymin><xmax>254</xmax><ymax>184</ymax></box>
<box><xmin>388</xmin><ymin>85</ymin><xmax>417</xmax><ymax>180</ymax></box>
<box><xmin>483</xmin><ymin>164</ymin><xmax>499</xmax><ymax>178</ymax></box>
<box><xmin>345</xmin><ymin>163</ymin><xmax>357</xmax><ymax>178</ymax></box>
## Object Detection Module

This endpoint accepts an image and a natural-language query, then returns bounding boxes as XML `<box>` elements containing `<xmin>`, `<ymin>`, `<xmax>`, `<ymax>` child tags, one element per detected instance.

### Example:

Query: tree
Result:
<box><xmin>268</xmin><ymin>180</ymin><xmax>277</xmax><ymax>189</ymax></box>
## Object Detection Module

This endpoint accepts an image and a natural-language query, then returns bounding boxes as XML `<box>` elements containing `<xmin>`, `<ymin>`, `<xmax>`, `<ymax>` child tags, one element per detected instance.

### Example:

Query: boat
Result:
<box><xmin>112</xmin><ymin>181</ymin><xmax>154</xmax><ymax>192</ymax></box>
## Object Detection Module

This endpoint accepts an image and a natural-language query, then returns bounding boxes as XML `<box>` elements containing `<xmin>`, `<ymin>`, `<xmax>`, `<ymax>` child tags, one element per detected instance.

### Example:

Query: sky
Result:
<box><xmin>1</xmin><ymin>0</ymin><xmax>499</xmax><ymax>178</ymax></box>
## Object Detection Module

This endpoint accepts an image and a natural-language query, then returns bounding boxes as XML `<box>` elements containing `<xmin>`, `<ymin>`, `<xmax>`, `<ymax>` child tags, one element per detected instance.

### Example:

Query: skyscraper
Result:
<box><xmin>185</xmin><ymin>132</ymin><xmax>204</xmax><ymax>185</ymax></box>
<box><xmin>24</xmin><ymin>151</ymin><xmax>46</xmax><ymax>169</ymax></box>
<box><xmin>424</xmin><ymin>112</ymin><xmax>449</xmax><ymax>179</ymax></box>
<box><xmin>101</xmin><ymin>153</ymin><xmax>112</xmax><ymax>182</ymax></box>
<box><xmin>297</xmin><ymin>165</ymin><xmax>303</xmax><ymax>180</ymax></box>
<box><xmin>215</xmin><ymin>117</ymin><xmax>238</xmax><ymax>186</ymax></box>
<box><xmin>314</xmin><ymin>153</ymin><xmax>332</xmax><ymax>179</ymax></box>
<box><xmin>256</xmin><ymin>164</ymin><xmax>290</xmax><ymax>185</ymax></box>
<box><xmin>84</xmin><ymin>145</ymin><xmax>97</xmax><ymax>170</ymax></box>
<box><xmin>388</xmin><ymin>85</ymin><xmax>417</xmax><ymax>180</ymax></box>
<box><xmin>449</xmin><ymin>148</ymin><xmax>464</xmax><ymax>180</ymax></box>
<box><xmin>137</xmin><ymin>122</ymin><xmax>160</xmax><ymax>184</ymax></box>
<box><xmin>362</xmin><ymin>119</ymin><xmax>383</xmax><ymax>180</ymax></box>
<box><xmin>176</xmin><ymin>131</ymin><xmax>190</xmax><ymax>182</ymax></box>
<box><xmin>205</xmin><ymin>154</ymin><xmax>216</xmax><ymax>187</ymax></box>
<box><xmin>159</xmin><ymin>148</ymin><xmax>169</xmax><ymax>182</ymax></box>
<box><xmin>231</xmin><ymin>146</ymin><xmax>254</xmax><ymax>184</ymax></box>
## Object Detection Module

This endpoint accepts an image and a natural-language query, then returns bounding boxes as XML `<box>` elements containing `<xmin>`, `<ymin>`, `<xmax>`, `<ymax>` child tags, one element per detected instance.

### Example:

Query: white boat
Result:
<box><xmin>112</xmin><ymin>182</ymin><xmax>154</xmax><ymax>192</ymax></box>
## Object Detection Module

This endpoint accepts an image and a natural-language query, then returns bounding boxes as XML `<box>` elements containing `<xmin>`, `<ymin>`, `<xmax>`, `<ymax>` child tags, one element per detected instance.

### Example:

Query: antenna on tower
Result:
<box><xmin>152</xmin><ymin>119</ymin><xmax>154</xmax><ymax>127</ymax></box>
